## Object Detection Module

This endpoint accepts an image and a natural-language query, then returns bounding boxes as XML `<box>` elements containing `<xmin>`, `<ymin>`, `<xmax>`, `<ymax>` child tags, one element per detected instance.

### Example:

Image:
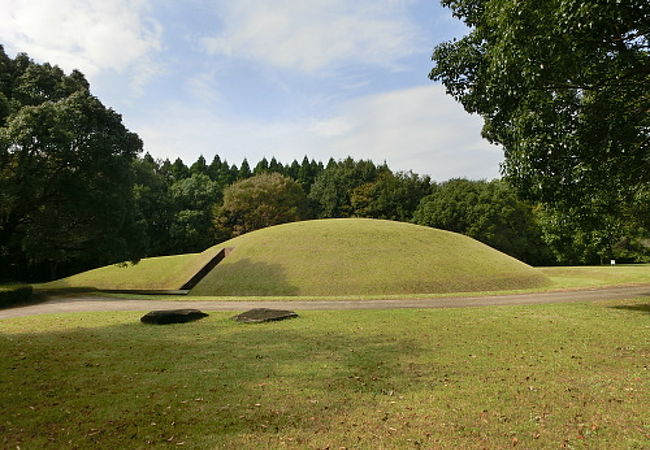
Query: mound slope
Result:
<box><xmin>41</xmin><ymin>247</ymin><xmax>222</xmax><ymax>291</ymax></box>
<box><xmin>190</xmin><ymin>219</ymin><xmax>551</xmax><ymax>296</ymax></box>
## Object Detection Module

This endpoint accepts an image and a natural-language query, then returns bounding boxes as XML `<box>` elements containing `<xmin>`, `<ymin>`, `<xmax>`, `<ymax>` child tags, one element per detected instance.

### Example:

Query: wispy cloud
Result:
<box><xmin>200</xmin><ymin>0</ymin><xmax>421</xmax><ymax>73</ymax></box>
<box><xmin>185</xmin><ymin>71</ymin><xmax>223</xmax><ymax>105</ymax></box>
<box><xmin>0</xmin><ymin>0</ymin><xmax>162</xmax><ymax>89</ymax></box>
<box><xmin>306</xmin><ymin>85</ymin><xmax>502</xmax><ymax>179</ymax></box>
<box><xmin>132</xmin><ymin>85</ymin><xmax>502</xmax><ymax>181</ymax></box>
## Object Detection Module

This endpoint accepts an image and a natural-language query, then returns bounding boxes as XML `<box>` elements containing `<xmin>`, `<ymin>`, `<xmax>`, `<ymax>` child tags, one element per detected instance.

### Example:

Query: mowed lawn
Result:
<box><xmin>540</xmin><ymin>265</ymin><xmax>650</xmax><ymax>289</ymax></box>
<box><xmin>189</xmin><ymin>219</ymin><xmax>549</xmax><ymax>296</ymax></box>
<box><xmin>84</xmin><ymin>264</ymin><xmax>650</xmax><ymax>302</ymax></box>
<box><xmin>1</xmin><ymin>300</ymin><xmax>648</xmax><ymax>448</ymax></box>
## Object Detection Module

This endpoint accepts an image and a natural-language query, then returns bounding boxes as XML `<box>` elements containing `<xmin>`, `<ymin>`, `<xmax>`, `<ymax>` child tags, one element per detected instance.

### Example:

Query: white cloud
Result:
<box><xmin>306</xmin><ymin>86</ymin><xmax>503</xmax><ymax>180</ymax></box>
<box><xmin>201</xmin><ymin>0</ymin><xmax>421</xmax><ymax>73</ymax></box>
<box><xmin>186</xmin><ymin>71</ymin><xmax>222</xmax><ymax>105</ymax></box>
<box><xmin>0</xmin><ymin>0</ymin><xmax>162</xmax><ymax>87</ymax></box>
<box><xmin>132</xmin><ymin>85</ymin><xmax>502</xmax><ymax>181</ymax></box>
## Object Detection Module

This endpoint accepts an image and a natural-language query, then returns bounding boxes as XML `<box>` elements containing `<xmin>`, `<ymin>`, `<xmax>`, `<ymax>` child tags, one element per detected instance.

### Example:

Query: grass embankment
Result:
<box><xmin>191</xmin><ymin>219</ymin><xmax>550</xmax><ymax>295</ymax></box>
<box><xmin>34</xmin><ymin>219</ymin><xmax>650</xmax><ymax>299</ymax></box>
<box><xmin>40</xmin><ymin>246</ymin><xmax>222</xmax><ymax>291</ymax></box>
<box><xmin>1</xmin><ymin>299</ymin><xmax>648</xmax><ymax>448</ymax></box>
<box><xmin>40</xmin><ymin>219</ymin><xmax>550</xmax><ymax>296</ymax></box>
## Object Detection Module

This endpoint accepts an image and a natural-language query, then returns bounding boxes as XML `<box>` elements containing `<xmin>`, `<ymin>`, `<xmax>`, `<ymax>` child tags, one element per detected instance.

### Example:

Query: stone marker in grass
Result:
<box><xmin>141</xmin><ymin>309</ymin><xmax>208</xmax><ymax>325</ymax></box>
<box><xmin>232</xmin><ymin>308</ymin><xmax>298</xmax><ymax>323</ymax></box>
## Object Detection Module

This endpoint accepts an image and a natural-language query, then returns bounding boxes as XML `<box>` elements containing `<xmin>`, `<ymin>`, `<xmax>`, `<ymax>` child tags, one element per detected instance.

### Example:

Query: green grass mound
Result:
<box><xmin>41</xmin><ymin>247</ymin><xmax>222</xmax><ymax>291</ymax></box>
<box><xmin>191</xmin><ymin>218</ymin><xmax>551</xmax><ymax>296</ymax></box>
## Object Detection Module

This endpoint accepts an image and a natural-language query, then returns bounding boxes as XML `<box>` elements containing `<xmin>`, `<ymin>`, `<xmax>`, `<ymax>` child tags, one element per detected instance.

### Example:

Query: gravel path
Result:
<box><xmin>1</xmin><ymin>285</ymin><xmax>649</xmax><ymax>319</ymax></box>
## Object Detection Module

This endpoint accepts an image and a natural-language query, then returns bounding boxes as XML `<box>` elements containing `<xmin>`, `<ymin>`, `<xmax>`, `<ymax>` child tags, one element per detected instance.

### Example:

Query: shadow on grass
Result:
<box><xmin>609</xmin><ymin>303</ymin><xmax>650</xmax><ymax>314</ymax></box>
<box><xmin>0</xmin><ymin>287</ymin><xmax>101</xmax><ymax>311</ymax></box>
<box><xmin>0</xmin><ymin>315</ymin><xmax>423</xmax><ymax>447</ymax></box>
<box><xmin>192</xmin><ymin>258</ymin><xmax>300</xmax><ymax>295</ymax></box>
<box><xmin>34</xmin><ymin>287</ymin><xmax>98</xmax><ymax>295</ymax></box>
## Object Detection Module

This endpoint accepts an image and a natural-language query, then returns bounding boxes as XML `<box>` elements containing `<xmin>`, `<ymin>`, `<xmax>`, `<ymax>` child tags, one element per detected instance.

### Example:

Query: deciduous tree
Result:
<box><xmin>309</xmin><ymin>158</ymin><xmax>385</xmax><ymax>217</ymax></box>
<box><xmin>0</xmin><ymin>47</ymin><xmax>144</xmax><ymax>279</ymax></box>
<box><xmin>169</xmin><ymin>173</ymin><xmax>220</xmax><ymax>252</ymax></box>
<box><xmin>413</xmin><ymin>179</ymin><xmax>552</xmax><ymax>264</ymax></box>
<box><xmin>350</xmin><ymin>171</ymin><xmax>432</xmax><ymax>221</ymax></box>
<box><xmin>213</xmin><ymin>173</ymin><xmax>311</xmax><ymax>238</ymax></box>
<box><xmin>431</xmin><ymin>0</ymin><xmax>649</xmax><ymax>208</ymax></box>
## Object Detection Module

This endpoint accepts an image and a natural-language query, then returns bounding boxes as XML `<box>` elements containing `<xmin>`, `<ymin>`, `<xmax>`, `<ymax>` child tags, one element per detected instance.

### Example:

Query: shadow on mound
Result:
<box><xmin>181</xmin><ymin>247</ymin><xmax>234</xmax><ymax>290</ymax></box>
<box><xmin>190</xmin><ymin>258</ymin><xmax>300</xmax><ymax>296</ymax></box>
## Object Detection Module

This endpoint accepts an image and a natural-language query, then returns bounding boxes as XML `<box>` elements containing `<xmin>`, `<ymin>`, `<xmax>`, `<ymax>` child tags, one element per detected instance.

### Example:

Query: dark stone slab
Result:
<box><xmin>232</xmin><ymin>308</ymin><xmax>298</xmax><ymax>323</ymax></box>
<box><xmin>141</xmin><ymin>309</ymin><xmax>208</xmax><ymax>325</ymax></box>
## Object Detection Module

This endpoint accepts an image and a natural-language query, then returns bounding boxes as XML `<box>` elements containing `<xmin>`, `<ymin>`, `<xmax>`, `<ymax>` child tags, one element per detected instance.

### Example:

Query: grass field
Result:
<box><xmin>26</xmin><ymin>219</ymin><xmax>650</xmax><ymax>300</ymax></box>
<box><xmin>1</xmin><ymin>299</ymin><xmax>648</xmax><ymax>448</ymax></box>
<box><xmin>540</xmin><ymin>265</ymin><xmax>650</xmax><ymax>289</ymax></box>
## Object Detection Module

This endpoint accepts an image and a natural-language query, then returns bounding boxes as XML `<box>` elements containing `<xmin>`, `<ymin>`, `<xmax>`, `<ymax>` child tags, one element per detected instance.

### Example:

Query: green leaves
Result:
<box><xmin>413</xmin><ymin>179</ymin><xmax>553</xmax><ymax>265</ymax></box>
<box><xmin>350</xmin><ymin>172</ymin><xmax>432</xmax><ymax>222</ymax></box>
<box><xmin>0</xmin><ymin>47</ymin><xmax>143</xmax><ymax>278</ymax></box>
<box><xmin>168</xmin><ymin>174</ymin><xmax>220</xmax><ymax>252</ymax></box>
<box><xmin>308</xmin><ymin>158</ymin><xmax>386</xmax><ymax>218</ymax></box>
<box><xmin>431</xmin><ymin>0</ymin><xmax>649</xmax><ymax>206</ymax></box>
<box><xmin>213</xmin><ymin>172</ymin><xmax>311</xmax><ymax>238</ymax></box>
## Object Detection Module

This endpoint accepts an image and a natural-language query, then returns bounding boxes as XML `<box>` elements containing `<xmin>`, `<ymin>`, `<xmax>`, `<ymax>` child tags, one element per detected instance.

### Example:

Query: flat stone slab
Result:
<box><xmin>232</xmin><ymin>308</ymin><xmax>298</xmax><ymax>323</ymax></box>
<box><xmin>141</xmin><ymin>309</ymin><xmax>208</xmax><ymax>325</ymax></box>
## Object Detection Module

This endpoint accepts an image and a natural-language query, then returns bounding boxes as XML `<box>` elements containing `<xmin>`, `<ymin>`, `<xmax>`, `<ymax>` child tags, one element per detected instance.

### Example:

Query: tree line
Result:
<box><xmin>133</xmin><ymin>154</ymin><xmax>648</xmax><ymax>269</ymax></box>
<box><xmin>1</xmin><ymin>46</ymin><xmax>648</xmax><ymax>282</ymax></box>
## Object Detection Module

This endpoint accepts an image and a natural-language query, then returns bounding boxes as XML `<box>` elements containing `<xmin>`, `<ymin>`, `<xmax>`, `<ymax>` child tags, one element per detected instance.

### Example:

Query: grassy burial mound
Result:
<box><xmin>190</xmin><ymin>219</ymin><xmax>551</xmax><ymax>296</ymax></box>
<box><xmin>41</xmin><ymin>246</ymin><xmax>223</xmax><ymax>291</ymax></box>
<box><xmin>42</xmin><ymin>218</ymin><xmax>551</xmax><ymax>295</ymax></box>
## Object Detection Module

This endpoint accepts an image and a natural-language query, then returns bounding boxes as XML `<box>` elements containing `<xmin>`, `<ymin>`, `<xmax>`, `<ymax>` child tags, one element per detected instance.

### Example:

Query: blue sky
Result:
<box><xmin>1</xmin><ymin>0</ymin><xmax>502</xmax><ymax>180</ymax></box>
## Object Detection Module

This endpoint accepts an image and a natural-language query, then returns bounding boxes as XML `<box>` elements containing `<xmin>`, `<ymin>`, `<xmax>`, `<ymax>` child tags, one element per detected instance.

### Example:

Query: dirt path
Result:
<box><xmin>1</xmin><ymin>285</ymin><xmax>649</xmax><ymax>320</ymax></box>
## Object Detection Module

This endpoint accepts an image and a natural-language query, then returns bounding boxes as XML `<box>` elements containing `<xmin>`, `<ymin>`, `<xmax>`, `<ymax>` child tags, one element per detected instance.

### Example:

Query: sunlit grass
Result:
<box><xmin>191</xmin><ymin>219</ymin><xmax>550</xmax><ymax>295</ymax></box>
<box><xmin>92</xmin><ymin>264</ymin><xmax>650</xmax><ymax>303</ymax></box>
<box><xmin>1</xmin><ymin>299</ymin><xmax>648</xmax><ymax>448</ymax></box>
<box><xmin>540</xmin><ymin>264</ymin><xmax>650</xmax><ymax>288</ymax></box>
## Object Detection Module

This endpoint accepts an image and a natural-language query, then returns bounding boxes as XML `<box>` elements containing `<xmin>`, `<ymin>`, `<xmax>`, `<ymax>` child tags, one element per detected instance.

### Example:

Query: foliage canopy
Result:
<box><xmin>430</xmin><ymin>0</ymin><xmax>649</xmax><ymax>207</ymax></box>
<box><xmin>0</xmin><ymin>47</ymin><xmax>143</xmax><ymax>278</ymax></box>
<box><xmin>413</xmin><ymin>179</ymin><xmax>552</xmax><ymax>265</ymax></box>
<box><xmin>212</xmin><ymin>172</ymin><xmax>312</xmax><ymax>238</ymax></box>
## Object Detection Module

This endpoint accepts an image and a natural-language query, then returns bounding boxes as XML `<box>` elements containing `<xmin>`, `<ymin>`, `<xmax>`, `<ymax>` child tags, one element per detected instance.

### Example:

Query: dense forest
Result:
<box><xmin>1</xmin><ymin>47</ymin><xmax>648</xmax><ymax>282</ymax></box>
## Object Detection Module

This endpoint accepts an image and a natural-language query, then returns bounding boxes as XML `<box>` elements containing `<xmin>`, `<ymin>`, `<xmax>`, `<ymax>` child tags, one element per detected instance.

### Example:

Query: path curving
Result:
<box><xmin>1</xmin><ymin>285</ymin><xmax>649</xmax><ymax>320</ymax></box>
